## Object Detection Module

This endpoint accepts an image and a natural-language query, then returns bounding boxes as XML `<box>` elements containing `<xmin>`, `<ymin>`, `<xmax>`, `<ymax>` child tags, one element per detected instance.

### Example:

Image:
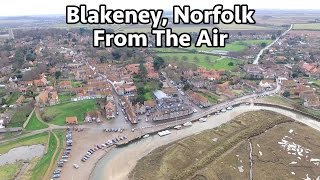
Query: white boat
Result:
<box><xmin>143</xmin><ymin>134</ymin><xmax>150</xmax><ymax>138</ymax></box>
<box><xmin>183</xmin><ymin>122</ymin><xmax>192</xmax><ymax>127</ymax></box>
<box><xmin>227</xmin><ymin>106</ymin><xmax>233</xmax><ymax>110</ymax></box>
<box><xmin>174</xmin><ymin>125</ymin><xmax>182</xmax><ymax>130</ymax></box>
<box><xmin>158</xmin><ymin>130</ymin><xmax>171</xmax><ymax>137</ymax></box>
<box><xmin>221</xmin><ymin>108</ymin><xmax>227</xmax><ymax>112</ymax></box>
<box><xmin>199</xmin><ymin>118</ymin><xmax>207</xmax><ymax>122</ymax></box>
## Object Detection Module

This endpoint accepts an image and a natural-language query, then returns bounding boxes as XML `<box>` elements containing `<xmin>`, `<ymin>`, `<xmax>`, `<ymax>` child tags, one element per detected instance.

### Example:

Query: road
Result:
<box><xmin>253</xmin><ymin>24</ymin><xmax>293</xmax><ymax>64</ymax></box>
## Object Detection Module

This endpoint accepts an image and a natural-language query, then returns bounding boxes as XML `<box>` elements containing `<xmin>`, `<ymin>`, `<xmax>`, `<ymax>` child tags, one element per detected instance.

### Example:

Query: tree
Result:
<box><xmin>261</xmin><ymin>42</ymin><xmax>267</xmax><ymax>48</ymax></box>
<box><xmin>228</xmin><ymin>62</ymin><xmax>234</xmax><ymax>66</ymax></box>
<box><xmin>139</xmin><ymin>63</ymin><xmax>147</xmax><ymax>78</ymax></box>
<box><xmin>158</xmin><ymin>82</ymin><xmax>163</xmax><ymax>89</ymax></box>
<box><xmin>183</xmin><ymin>83</ymin><xmax>191</xmax><ymax>91</ymax></box>
<box><xmin>181</xmin><ymin>56</ymin><xmax>188</xmax><ymax>61</ymax></box>
<box><xmin>137</xmin><ymin>86</ymin><xmax>146</xmax><ymax>95</ymax></box>
<box><xmin>153</xmin><ymin>56</ymin><xmax>165</xmax><ymax>71</ymax></box>
<box><xmin>271</xmin><ymin>34</ymin><xmax>276</xmax><ymax>40</ymax></box>
<box><xmin>283</xmin><ymin>91</ymin><xmax>290</xmax><ymax>98</ymax></box>
<box><xmin>55</xmin><ymin>71</ymin><xmax>62</xmax><ymax>79</ymax></box>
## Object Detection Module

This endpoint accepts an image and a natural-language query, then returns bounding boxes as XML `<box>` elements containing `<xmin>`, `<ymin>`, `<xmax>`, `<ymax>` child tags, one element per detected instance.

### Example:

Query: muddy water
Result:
<box><xmin>0</xmin><ymin>144</ymin><xmax>45</xmax><ymax>165</ymax></box>
<box><xmin>90</xmin><ymin>105</ymin><xmax>320</xmax><ymax>180</ymax></box>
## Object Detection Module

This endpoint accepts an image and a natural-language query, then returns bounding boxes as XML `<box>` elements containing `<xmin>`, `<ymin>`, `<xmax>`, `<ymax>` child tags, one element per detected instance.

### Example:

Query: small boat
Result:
<box><xmin>158</xmin><ymin>130</ymin><xmax>171</xmax><ymax>137</ymax></box>
<box><xmin>183</xmin><ymin>122</ymin><xmax>192</xmax><ymax>127</ymax></box>
<box><xmin>199</xmin><ymin>118</ymin><xmax>207</xmax><ymax>122</ymax></box>
<box><xmin>227</xmin><ymin>106</ymin><xmax>233</xmax><ymax>110</ymax></box>
<box><xmin>174</xmin><ymin>125</ymin><xmax>182</xmax><ymax>130</ymax></box>
<box><xmin>221</xmin><ymin>108</ymin><xmax>227</xmax><ymax>112</ymax></box>
<box><xmin>143</xmin><ymin>134</ymin><xmax>150</xmax><ymax>138</ymax></box>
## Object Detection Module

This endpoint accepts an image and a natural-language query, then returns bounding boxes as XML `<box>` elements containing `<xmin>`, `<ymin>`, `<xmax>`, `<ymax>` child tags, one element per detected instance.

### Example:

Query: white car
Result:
<box><xmin>73</xmin><ymin>164</ymin><xmax>79</xmax><ymax>169</ymax></box>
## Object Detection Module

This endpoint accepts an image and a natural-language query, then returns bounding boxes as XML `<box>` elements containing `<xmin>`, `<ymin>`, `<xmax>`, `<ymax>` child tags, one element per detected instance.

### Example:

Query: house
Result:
<box><xmin>33</xmin><ymin>77</ymin><xmax>47</xmax><ymax>87</ymax></box>
<box><xmin>15</xmin><ymin>95</ymin><xmax>25</xmax><ymax>105</ymax></box>
<box><xmin>121</xmin><ymin>97</ymin><xmax>137</xmax><ymax>124</ymax></box>
<box><xmin>105</xmin><ymin>101</ymin><xmax>116</xmax><ymax>119</ymax></box>
<box><xmin>35</xmin><ymin>91</ymin><xmax>49</xmax><ymax>106</ymax></box>
<box><xmin>301</xmin><ymin>93</ymin><xmax>320</xmax><ymax>108</ymax></box>
<box><xmin>85</xmin><ymin>111</ymin><xmax>101</xmax><ymax>123</ymax></box>
<box><xmin>48</xmin><ymin>91</ymin><xmax>59</xmax><ymax>105</ymax></box>
<box><xmin>259</xmin><ymin>80</ymin><xmax>275</xmax><ymax>89</ymax></box>
<box><xmin>144</xmin><ymin>100</ymin><xmax>156</xmax><ymax>110</ymax></box>
<box><xmin>66</xmin><ymin>116</ymin><xmax>78</xmax><ymax>124</ymax></box>
<box><xmin>135</xmin><ymin>103</ymin><xmax>146</xmax><ymax>115</ymax></box>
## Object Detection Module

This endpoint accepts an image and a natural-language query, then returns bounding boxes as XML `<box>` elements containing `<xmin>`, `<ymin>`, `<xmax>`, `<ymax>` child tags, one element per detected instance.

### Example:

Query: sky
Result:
<box><xmin>0</xmin><ymin>0</ymin><xmax>320</xmax><ymax>16</ymax></box>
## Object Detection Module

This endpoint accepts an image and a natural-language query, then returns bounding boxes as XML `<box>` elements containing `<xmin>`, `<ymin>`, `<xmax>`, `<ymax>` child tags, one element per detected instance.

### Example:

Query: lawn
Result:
<box><xmin>25</xmin><ymin>112</ymin><xmax>49</xmax><ymax>131</ymax></box>
<box><xmin>43</xmin><ymin>100</ymin><xmax>99</xmax><ymax>125</ymax></box>
<box><xmin>293</xmin><ymin>23</ymin><xmax>320</xmax><ymax>30</ymax></box>
<box><xmin>157</xmin><ymin>52</ymin><xmax>242</xmax><ymax>70</ymax></box>
<box><xmin>71</xmin><ymin>80</ymin><xmax>83</xmax><ymax>88</ymax></box>
<box><xmin>189</xmin><ymin>39</ymin><xmax>273</xmax><ymax>52</ymax></box>
<box><xmin>0</xmin><ymin>161</ymin><xmax>22</xmax><ymax>180</ymax></box>
<box><xmin>7</xmin><ymin>105</ymin><xmax>33</xmax><ymax>127</ymax></box>
<box><xmin>0</xmin><ymin>132</ymin><xmax>48</xmax><ymax>154</ymax></box>
<box><xmin>58</xmin><ymin>92</ymin><xmax>75</xmax><ymax>103</ymax></box>
<box><xmin>6</xmin><ymin>92</ymin><xmax>20</xmax><ymax>105</ymax></box>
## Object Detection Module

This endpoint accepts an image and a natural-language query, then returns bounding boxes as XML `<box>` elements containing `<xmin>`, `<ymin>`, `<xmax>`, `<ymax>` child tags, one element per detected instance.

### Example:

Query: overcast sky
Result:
<box><xmin>1</xmin><ymin>0</ymin><xmax>320</xmax><ymax>16</ymax></box>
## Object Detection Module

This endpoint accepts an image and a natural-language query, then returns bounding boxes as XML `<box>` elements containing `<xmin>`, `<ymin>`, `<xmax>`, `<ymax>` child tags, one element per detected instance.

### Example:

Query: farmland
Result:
<box><xmin>293</xmin><ymin>23</ymin><xmax>320</xmax><ymax>30</ymax></box>
<box><xmin>189</xmin><ymin>39</ymin><xmax>273</xmax><ymax>52</ymax></box>
<box><xmin>129</xmin><ymin>110</ymin><xmax>320</xmax><ymax>180</ymax></box>
<box><xmin>157</xmin><ymin>52</ymin><xmax>242</xmax><ymax>70</ymax></box>
<box><xmin>42</xmin><ymin>100</ymin><xmax>99</xmax><ymax>125</ymax></box>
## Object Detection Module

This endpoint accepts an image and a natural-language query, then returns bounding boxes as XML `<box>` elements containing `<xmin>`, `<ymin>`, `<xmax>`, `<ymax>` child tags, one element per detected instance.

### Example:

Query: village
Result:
<box><xmin>0</xmin><ymin>11</ymin><xmax>320</xmax><ymax>180</ymax></box>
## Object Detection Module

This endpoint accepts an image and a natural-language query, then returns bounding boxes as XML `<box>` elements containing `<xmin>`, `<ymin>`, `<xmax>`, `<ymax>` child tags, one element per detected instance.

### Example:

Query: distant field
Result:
<box><xmin>293</xmin><ymin>23</ymin><xmax>320</xmax><ymax>30</ymax></box>
<box><xmin>119</xmin><ymin>24</ymin><xmax>273</xmax><ymax>34</ymax></box>
<box><xmin>157</xmin><ymin>52</ymin><xmax>242</xmax><ymax>70</ymax></box>
<box><xmin>189</xmin><ymin>39</ymin><xmax>273</xmax><ymax>52</ymax></box>
<box><xmin>129</xmin><ymin>110</ymin><xmax>298</xmax><ymax>180</ymax></box>
<box><xmin>43</xmin><ymin>99</ymin><xmax>99</xmax><ymax>125</ymax></box>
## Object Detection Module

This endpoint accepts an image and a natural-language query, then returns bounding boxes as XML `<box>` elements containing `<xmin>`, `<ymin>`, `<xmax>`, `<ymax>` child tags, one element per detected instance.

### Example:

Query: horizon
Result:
<box><xmin>1</xmin><ymin>8</ymin><xmax>320</xmax><ymax>18</ymax></box>
<box><xmin>1</xmin><ymin>0</ymin><xmax>320</xmax><ymax>17</ymax></box>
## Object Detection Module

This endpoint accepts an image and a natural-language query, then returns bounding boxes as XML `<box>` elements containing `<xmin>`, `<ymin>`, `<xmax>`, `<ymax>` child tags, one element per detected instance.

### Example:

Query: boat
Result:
<box><xmin>158</xmin><ymin>130</ymin><xmax>171</xmax><ymax>137</ymax></box>
<box><xmin>173</xmin><ymin>125</ymin><xmax>182</xmax><ymax>130</ymax></box>
<box><xmin>199</xmin><ymin>118</ymin><xmax>207</xmax><ymax>122</ymax></box>
<box><xmin>143</xmin><ymin>134</ymin><xmax>150</xmax><ymax>138</ymax></box>
<box><xmin>221</xmin><ymin>108</ymin><xmax>227</xmax><ymax>112</ymax></box>
<box><xmin>227</xmin><ymin>106</ymin><xmax>233</xmax><ymax>110</ymax></box>
<box><xmin>183</xmin><ymin>122</ymin><xmax>192</xmax><ymax>127</ymax></box>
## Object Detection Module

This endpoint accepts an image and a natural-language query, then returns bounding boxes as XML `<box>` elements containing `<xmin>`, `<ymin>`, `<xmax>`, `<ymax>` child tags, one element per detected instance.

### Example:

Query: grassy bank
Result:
<box><xmin>0</xmin><ymin>132</ymin><xmax>48</xmax><ymax>154</ymax></box>
<box><xmin>43</xmin><ymin>99</ymin><xmax>99</xmax><ymax>125</ymax></box>
<box><xmin>25</xmin><ymin>112</ymin><xmax>49</xmax><ymax>131</ymax></box>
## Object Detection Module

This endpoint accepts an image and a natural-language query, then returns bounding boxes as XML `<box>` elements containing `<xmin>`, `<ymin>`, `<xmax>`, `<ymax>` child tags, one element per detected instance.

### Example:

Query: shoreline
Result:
<box><xmin>90</xmin><ymin>105</ymin><xmax>320</xmax><ymax>180</ymax></box>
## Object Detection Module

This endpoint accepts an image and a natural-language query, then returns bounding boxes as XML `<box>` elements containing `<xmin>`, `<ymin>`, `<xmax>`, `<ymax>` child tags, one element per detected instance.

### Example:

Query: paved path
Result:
<box><xmin>253</xmin><ymin>24</ymin><xmax>293</xmax><ymax>64</ymax></box>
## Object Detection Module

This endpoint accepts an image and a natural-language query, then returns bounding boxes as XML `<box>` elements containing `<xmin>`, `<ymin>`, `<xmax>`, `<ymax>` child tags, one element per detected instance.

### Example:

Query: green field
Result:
<box><xmin>58</xmin><ymin>92</ymin><xmax>75</xmax><ymax>103</ymax></box>
<box><xmin>0</xmin><ymin>161</ymin><xmax>22</xmax><ymax>180</ymax></box>
<box><xmin>25</xmin><ymin>112</ymin><xmax>49</xmax><ymax>131</ymax></box>
<box><xmin>197</xmin><ymin>91</ymin><xmax>220</xmax><ymax>104</ymax></box>
<box><xmin>119</xmin><ymin>24</ymin><xmax>272</xmax><ymax>34</ymax></box>
<box><xmin>6</xmin><ymin>92</ymin><xmax>20</xmax><ymax>105</ymax></box>
<box><xmin>157</xmin><ymin>52</ymin><xmax>242</xmax><ymax>70</ymax></box>
<box><xmin>293</xmin><ymin>23</ymin><xmax>320</xmax><ymax>30</ymax></box>
<box><xmin>43</xmin><ymin>100</ymin><xmax>99</xmax><ymax>125</ymax></box>
<box><xmin>189</xmin><ymin>39</ymin><xmax>273</xmax><ymax>52</ymax></box>
<box><xmin>0</xmin><ymin>132</ymin><xmax>48</xmax><ymax>154</ymax></box>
